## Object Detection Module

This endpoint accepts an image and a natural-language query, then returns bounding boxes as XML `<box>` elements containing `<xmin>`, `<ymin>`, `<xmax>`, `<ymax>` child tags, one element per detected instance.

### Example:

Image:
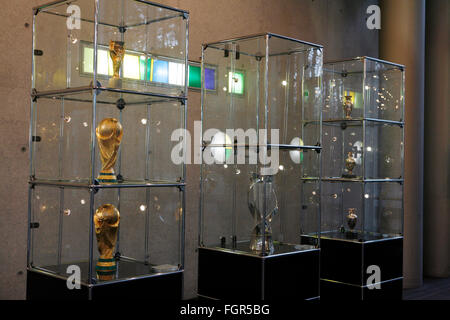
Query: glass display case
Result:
<box><xmin>198</xmin><ymin>33</ymin><xmax>323</xmax><ymax>300</ymax></box>
<box><xmin>319</xmin><ymin>57</ymin><xmax>405</xmax><ymax>299</ymax></box>
<box><xmin>27</xmin><ymin>0</ymin><xmax>189</xmax><ymax>300</ymax></box>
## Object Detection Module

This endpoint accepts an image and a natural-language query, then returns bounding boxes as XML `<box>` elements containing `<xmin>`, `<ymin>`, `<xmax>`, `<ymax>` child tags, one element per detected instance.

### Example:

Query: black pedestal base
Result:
<box><xmin>27</xmin><ymin>269</ymin><xmax>183</xmax><ymax>300</ymax></box>
<box><xmin>198</xmin><ymin>246</ymin><xmax>320</xmax><ymax>300</ymax></box>
<box><xmin>321</xmin><ymin>278</ymin><xmax>403</xmax><ymax>299</ymax></box>
<box><xmin>318</xmin><ymin>234</ymin><xmax>403</xmax><ymax>300</ymax></box>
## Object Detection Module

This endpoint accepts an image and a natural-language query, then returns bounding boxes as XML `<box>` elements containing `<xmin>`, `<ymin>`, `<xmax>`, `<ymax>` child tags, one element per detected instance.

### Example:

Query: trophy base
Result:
<box><xmin>108</xmin><ymin>77</ymin><xmax>122</xmax><ymax>89</ymax></box>
<box><xmin>250</xmin><ymin>228</ymin><xmax>274</xmax><ymax>255</ymax></box>
<box><xmin>198</xmin><ymin>245</ymin><xmax>320</xmax><ymax>300</ymax></box>
<box><xmin>96</xmin><ymin>258</ymin><xmax>117</xmax><ymax>281</ymax></box>
<box><xmin>97</xmin><ymin>171</ymin><xmax>117</xmax><ymax>183</ymax></box>
<box><xmin>342</xmin><ymin>174</ymin><xmax>357</xmax><ymax>178</ymax></box>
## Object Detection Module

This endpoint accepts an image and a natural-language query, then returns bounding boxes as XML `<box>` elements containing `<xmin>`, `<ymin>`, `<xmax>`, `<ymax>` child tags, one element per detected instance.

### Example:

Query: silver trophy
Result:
<box><xmin>248</xmin><ymin>173</ymin><xmax>279</xmax><ymax>255</ymax></box>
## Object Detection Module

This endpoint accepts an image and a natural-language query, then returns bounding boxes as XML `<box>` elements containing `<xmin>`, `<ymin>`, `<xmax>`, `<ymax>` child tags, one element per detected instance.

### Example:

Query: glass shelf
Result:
<box><xmin>30</xmin><ymin>179</ymin><xmax>185</xmax><ymax>189</ymax></box>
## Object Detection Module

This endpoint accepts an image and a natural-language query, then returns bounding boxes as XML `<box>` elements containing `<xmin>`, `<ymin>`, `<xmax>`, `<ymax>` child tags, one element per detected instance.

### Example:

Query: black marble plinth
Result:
<box><xmin>313</xmin><ymin>233</ymin><xmax>403</xmax><ymax>300</ymax></box>
<box><xmin>27</xmin><ymin>259</ymin><xmax>183</xmax><ymax>300</ymax></box>
<box><xmin>198</xmin><ymin>242</ymin><xmax>320</xmax><ymax>300</ymax></box>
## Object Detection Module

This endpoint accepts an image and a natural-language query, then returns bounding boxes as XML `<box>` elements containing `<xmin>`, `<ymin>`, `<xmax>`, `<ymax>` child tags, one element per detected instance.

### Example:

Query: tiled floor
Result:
<box><xmin>403</xmin><ymin>277</ymin><xmax>450</xmax><ymax>300</ymax></box>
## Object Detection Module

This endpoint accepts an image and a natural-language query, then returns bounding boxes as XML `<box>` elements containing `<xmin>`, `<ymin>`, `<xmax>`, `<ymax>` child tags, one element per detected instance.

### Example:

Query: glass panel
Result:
<box><xmin>32</xmin><ymin>97</ymin><xmax>92</xmax><ymax>181</ymax></box>
<box><xmin>321</xmin><ymin>181</ymin><xmax>364</xmax><ymax>238</ymax></box>
<box><xmin>31</xmin><ymin>98</ymin><xmax>61</xmax><ymax>180</ymax></box>
<box><xmin>203</xmin><ymin>38</ymin><xmax>261</xmax><ymax>134</ymax></box>
<box><xmin>322</xmin><ymin>121</ymin><xmax>363</xmax><ymax>179</ymax></box>
<box><xmin>95</xmin><ymin>99</ymin><xmax>183</xmax><ymax>183</ymax></box>
<box><xmin>300</xmin><ymin>180</ymin><xmax>320</xmax><ymax>238</ymax></box>
<box><xmin>30</xmin><ymin>185</ymin><xmax>91</xmax><ymax>280</ymax></box>
<box><xmin>34</xmin><ymin>0</ymin><xmax>188</xmax><ymax>97</ymax></box>
<box><xmin>321</xmin><ymin>180</ymin><xmax>402</xmax><ymax>241</ymax></box>
<box><xmin>267</xmin><ymin>45</ymin><xmax>322</xmax><ymax>146</ymax></box>
<box><xmin>34</xmin><ymin>0</ymin><xmax>96</xmax><ymax>91</ymax></box>
<box><xmin>91</xmin><ymin>186</ymin><xmax>182</xmax><ymax>283</ymax></box>
<box><xmin>267</xmin><ymin>35</ymin><xmax>317</xmax><ymax>56</ymax></box>
<box><xmin>364</xmin><ymin>182</ymin><xmax>403</xmax><ymax>236</ymax></box>
<box><xmin>364</xmin><ymin>59</ymin><xmax>404</xmax><ymax>121</ymax></box>
<box><xmin>31</xmin><ymin>185</ymin><xmax>60</xmax><ymax>268</ymax></box>
<box><xmin>201</xmin><ymin>163</ymin><xmax>256</xmax><ymax>249</ymax></box>
<box><xmin>97</xmin><ymin>0</ymin><xmax>187</xmax><ymax>96</ymax></box>
<box><xmin>146</xmin><ymin>187</ymin><xmax>182</xmax><ymax>267</ymax></box>
<box><xmin>323</xmin><ymin>59</ymin><xmax>364</xmax><ymax>121</ymax></box>
<box><xmin>365</xmin><ymin>122</ymin><xmax>403</xmax><ymax>180</ymax></box>
<box><xmin>59</xmin><ymin>188</ymin><xmax>91</xmax><ymax>266</ymax></box>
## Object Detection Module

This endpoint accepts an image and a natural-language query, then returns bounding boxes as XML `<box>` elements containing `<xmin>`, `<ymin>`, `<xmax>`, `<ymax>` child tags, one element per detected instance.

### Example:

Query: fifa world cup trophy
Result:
<box><xmin>96</xmin><ymin>118</ymin><xmax>123</xmax><ymax>183</ymax></box>
<box><xmin>94</xmin><ymin>204</ymin><xmax>120</xmax><ymax>281</ymax></box>
<box><xmin>108</xmin><ymin>40</ymin><xmax>125</xmax><ymax>88</ymax></box>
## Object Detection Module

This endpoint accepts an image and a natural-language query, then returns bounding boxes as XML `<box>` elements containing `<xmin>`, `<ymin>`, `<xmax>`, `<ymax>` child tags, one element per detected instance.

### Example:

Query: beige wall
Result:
<box><xmin>0</xmin><ymin>0</ymin><xmax>378</xmax><ymax>299</ymax></box>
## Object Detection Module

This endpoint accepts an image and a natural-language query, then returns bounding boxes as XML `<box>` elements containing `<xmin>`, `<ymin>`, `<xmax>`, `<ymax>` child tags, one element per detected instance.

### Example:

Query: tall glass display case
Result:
<box><xmin>198</xmin><ymin>33</ymin><xmax>323</xmax><ymax>300</ymax></box>
<box><xmin>27</xmin><ymin>0</ymin><xmax>189</xmax><ymax>300</ymax></box>
<box><xmin>319</xmin><ymin>57</ymin><xmax>404</xmax><ymax>299</ymax></box>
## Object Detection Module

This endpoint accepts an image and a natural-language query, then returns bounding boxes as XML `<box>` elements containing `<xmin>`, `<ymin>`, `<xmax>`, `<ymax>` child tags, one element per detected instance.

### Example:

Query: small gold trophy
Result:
<box><xmin>343</xmin><ymin>95</ymin><xmax>353</xmax><ymax>119</ymax></box>
<box><xmin>346</xmin><ymin>208</ymin><xmax>358</xmax><ymax>238</ymax></box>
<box><xmin>96</xmin><ymin>118</ymin><xmax>123</xmax><ymax>183</ymax></box>
<box><xmin>343</xmin><ymin>151</ymin><xmax>356</xmax><ymax>178</ymax></box>
<box><xmin>94</xmin><ymin>204</ymin><xmax>120</xmax><ymax>281</ymax></box>
<box><xmin>108</xmin><ymin>40</ymin><xmax>125</xmax><ymax>88</ymax></box>
<box><xmin>346</xmin><ymin>208</ymin><xmax>358</xmax><ymax>230</ymax></box>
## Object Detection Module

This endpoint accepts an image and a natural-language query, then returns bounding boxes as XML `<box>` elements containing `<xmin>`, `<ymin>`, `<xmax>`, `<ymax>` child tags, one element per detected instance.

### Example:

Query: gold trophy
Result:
<box><xmin>343</xmin><ymin>151</ymin><xmax>356</xmax><ymax>178</ymax></box>
<box><xmin>346</xmin><ymin>208</ymin><xmax>358</xmax><ymax>231</ymax></box>
<box><xmin>94</xmin><ymin>204</ymin><xmax>120</xmax><ymax>281</ymax></box>
<box><xmin>108</xmin><ymin>40</ymin><xmax>125</xmax><ymax>88</ymax></box>
<box><xmin>96</xmin><ymin>118</ymin><xmax>123</xmax><ymax>183</ymax></box>
<box><xmin>343</xmin><ymin>95</ymin><xmax>353</xmax><ymax>119</ymax></box>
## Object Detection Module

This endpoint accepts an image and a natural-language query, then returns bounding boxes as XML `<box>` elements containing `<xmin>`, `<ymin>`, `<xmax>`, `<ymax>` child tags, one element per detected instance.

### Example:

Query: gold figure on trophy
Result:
<box><xmin>94</xmin><ymin>204</ymin><xmax>120</xmax><ymax>281</ymax></box>
<box><xmin>343</xmin><ymin>95</ymin><xmax>353</xmax><ymax>119</ymax></box>
<box><xmin>96</xmin><ymin>118</ymin><xmax>123</xmax><ymax>183</ymax></box>
<box><xmin>343</xmin><ymin>151</ymin><xmax>356</xmax><ymax>178</ymax></box>
<box><xmin>346</xmin><ymin>208</ymin><xmax>358</xmax><ymax>232</ymax></box>
<box><xmin>108</xmin><ymin>40</ymin><xmax>125</xmax><ymax>88</ymax></box>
